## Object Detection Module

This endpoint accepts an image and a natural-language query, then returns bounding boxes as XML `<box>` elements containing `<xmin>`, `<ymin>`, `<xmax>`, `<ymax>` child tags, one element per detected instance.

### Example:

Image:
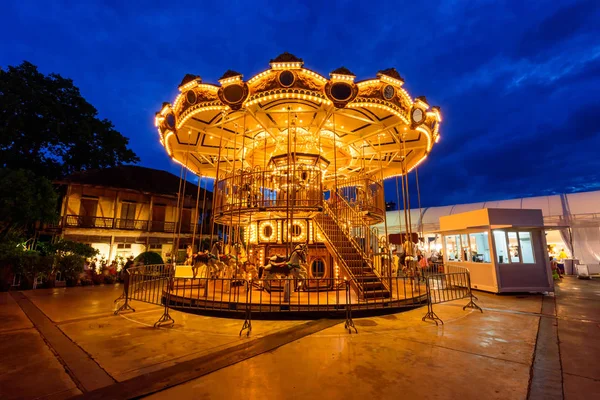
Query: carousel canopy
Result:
<box><xmin>155</xmin><ymin>53</ymin><xmax>442</xmax><ymax>182</ymax></box>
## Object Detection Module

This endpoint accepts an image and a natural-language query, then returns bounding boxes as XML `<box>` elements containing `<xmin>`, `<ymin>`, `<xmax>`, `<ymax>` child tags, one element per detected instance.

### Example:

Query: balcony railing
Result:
<box><xmin>65</xmin><ymin>215</ymin><xmax>114</xmax><ymax>229</ymax></box>
<box><xmin>63</xmin><ymin>215</ymin><xmax>202</xmax><ymax>234</ymax></box>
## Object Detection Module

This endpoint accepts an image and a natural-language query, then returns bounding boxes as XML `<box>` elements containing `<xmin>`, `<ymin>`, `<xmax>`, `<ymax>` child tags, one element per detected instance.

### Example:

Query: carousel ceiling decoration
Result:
<box><xmin>155</xmin><ymin>52</ymin><xmax>442</xmax><ymax>180</ymax></box>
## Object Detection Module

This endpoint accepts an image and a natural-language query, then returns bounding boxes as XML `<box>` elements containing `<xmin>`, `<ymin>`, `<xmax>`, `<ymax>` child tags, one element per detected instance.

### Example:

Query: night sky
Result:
<box><xmin>2</xmin><ymin>0</ymin><xmax>599</xmax><ymax>207</ymax></box>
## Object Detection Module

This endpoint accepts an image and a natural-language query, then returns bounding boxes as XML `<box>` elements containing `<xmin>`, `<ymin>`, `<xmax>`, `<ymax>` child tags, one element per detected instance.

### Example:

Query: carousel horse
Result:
<box><xmin>192</xmin><ymin>241</ymin><xmax>225</xmax><ymax>279</ymax></box>
<box><xmin>228</xmin><ymin>243</ymin><xmax>248</xmax><ymax>278</ymax></box>
<box><xmin>262</xmin><ymin>244</ymin><xmax>308</xmax><ymax>290</ymax></box>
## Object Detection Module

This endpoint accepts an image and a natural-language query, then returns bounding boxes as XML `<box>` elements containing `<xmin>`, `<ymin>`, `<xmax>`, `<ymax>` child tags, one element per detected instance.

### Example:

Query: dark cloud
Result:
<box><xmin>515</xmin><ymin>0</ymin><xmax>600</xmax><ymax>59</ymax></box>
<box><xmin>1</xmin><ymin>0</ymin><xmax>598</xmax><ymax>207</ymax></box>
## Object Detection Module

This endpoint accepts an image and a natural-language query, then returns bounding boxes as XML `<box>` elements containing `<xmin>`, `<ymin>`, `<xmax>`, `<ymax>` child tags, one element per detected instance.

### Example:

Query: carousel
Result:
<box><xmin>154</xmin><ymin>53</ymin><xmax>442</xmax><ymax>316</ymax></box>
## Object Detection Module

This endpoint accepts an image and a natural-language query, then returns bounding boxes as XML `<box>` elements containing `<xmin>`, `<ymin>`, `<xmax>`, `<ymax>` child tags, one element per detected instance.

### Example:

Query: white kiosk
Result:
<box><xmin>439</xmin><ymin>208</ymin><xmax>553</xmax><ymax>293</ymax></box>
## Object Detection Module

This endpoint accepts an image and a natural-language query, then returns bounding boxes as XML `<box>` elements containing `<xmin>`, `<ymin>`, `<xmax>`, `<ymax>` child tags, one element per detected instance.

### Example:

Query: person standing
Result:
<box><xmin>557</xmin><ymin>248</ymin><xmax>568</xmax><ymax>275</ymax></box>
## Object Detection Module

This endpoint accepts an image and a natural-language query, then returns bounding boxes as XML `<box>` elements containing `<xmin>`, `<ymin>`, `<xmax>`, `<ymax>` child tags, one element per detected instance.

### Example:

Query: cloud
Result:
<box><xmin>1</xmin><ymin>0</ymin><xmax>599</xmax><ymax>209</ymax></box>
<box><xmin>514</xmin><ymin>0</ymin><xmax>600</xmax><ymax>59</ymax></box>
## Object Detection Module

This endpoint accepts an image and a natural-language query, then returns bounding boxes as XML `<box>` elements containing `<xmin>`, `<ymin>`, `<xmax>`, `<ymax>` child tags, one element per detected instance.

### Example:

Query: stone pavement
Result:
<box><xmin>0</xmin><ymin>277</ymin><xmax>597</xmax><ymax>399</ymax></box>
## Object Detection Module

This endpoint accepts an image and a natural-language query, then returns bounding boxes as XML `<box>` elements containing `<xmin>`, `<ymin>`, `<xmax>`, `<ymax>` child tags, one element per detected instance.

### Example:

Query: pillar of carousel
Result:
<box><xmin>155</xmin><ymin>53</ymin><xmax>441</xmax><ymax>300</ymax></box>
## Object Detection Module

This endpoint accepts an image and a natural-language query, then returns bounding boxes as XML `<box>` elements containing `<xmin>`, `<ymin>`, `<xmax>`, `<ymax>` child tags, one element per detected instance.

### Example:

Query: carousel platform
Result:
<box><xmin>162</xmin><ymin>277</ymin><xmax>428</xmax><ymax>319</ymax></box>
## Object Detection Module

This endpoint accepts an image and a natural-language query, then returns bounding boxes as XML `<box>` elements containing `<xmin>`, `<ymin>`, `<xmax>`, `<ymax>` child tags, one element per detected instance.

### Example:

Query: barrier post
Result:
<box><xmin>283</xmin><ymin>276</ymin><xmax>291</xmax><ymax>303</ymax></box>
<box><xmin>344</xmin><ymin>280</ymin><xmax>357</xmax><ymax>334</ymax></box>
<box><xmin>462</xmin><ymin>272</ymin><xmax>483</xmax><ymax>313</ymax></box>
<box><xmin>421</xmin><ymin>276</ymin><xmax>443</xmax><ymax>325</ymax></box>
<box><xmin>239</xmin><ymin>279</ymin><xmax>252</xmax><ymax>337</ymax></box>
<box><xmin>154</xmin><ymin>264</ymin><xmax>175</xmax><ymax>327</ymax></box>
<box><xmin>114</xmin><ymin>271</ymin><xmax>135</xmax><ymax>315</ymax></box>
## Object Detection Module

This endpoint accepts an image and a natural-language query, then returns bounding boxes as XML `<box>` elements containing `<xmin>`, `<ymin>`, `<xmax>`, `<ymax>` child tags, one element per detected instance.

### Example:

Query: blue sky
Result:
<box><xmin>1</xmin><ymin>0</ymin><xmax>599</xmax><ymax>207</ymax></box>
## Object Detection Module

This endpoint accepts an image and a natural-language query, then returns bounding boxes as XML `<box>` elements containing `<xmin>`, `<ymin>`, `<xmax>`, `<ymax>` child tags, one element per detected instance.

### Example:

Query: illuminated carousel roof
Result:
<box><xmin>155</xmin><ymin>53</ymin><xmax>442</xmax><ymax>181</ymax></box>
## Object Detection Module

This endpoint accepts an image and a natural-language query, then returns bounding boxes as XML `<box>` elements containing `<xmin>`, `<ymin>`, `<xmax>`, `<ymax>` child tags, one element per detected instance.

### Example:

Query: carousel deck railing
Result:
<box><xmin>213</xmin><ymin>168</ymin><xmax>324</xmax><ymax>217</ymax></box>
<box><xmin>334</xmin><ymin>174</ymin><xmax>386</xmax><ymax>223</ymax></box>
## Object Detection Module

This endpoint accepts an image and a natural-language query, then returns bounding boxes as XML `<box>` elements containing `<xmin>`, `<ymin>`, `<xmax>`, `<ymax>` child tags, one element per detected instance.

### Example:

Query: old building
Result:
<box><xmin>47</xmin><ymin>166</ymin><xmax>212</xmax><ymax>263</ymax></box>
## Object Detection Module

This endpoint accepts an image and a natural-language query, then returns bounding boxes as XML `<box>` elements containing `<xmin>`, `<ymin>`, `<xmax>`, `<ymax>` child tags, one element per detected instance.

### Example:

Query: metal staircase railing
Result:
<box><xmin>314</xmin><ymin>199</ymin><xmax>390</xmax><ymax>299</ymax></box>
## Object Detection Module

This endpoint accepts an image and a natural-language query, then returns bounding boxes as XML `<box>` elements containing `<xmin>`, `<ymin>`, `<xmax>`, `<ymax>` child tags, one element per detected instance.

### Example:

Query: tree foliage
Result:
<box><xmin>0</xmin><ymin>61</ymin><xmax>139</xmax><ymax>179</ymax></box>
<box><xmin>38</xmin><ymin>238</ymin><xmax>98</xmax><ymax>259</ymax></box>
<box><xmin>0</xmin><ymin>168</ymin><xmax>58</xmax><ymax>237</ymax></box>
<box><xmin>134</xmin><ymin>251</ymin><xmax>164</xmax><ymax>265</ymax></box>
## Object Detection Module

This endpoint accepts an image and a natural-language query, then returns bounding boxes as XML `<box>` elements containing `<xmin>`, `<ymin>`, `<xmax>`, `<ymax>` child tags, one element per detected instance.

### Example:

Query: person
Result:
<box><xmin>550</xmin><ymin>256</ymin><xmax>562</xmax><ymax>280</ymax></box>
<box><xmin>558</xmin><ymin>248</ymin><xmax>568</xmax><ymax>261</ymax></box>
<box><xmin>109</xmin><ymin>260</ymin><xmax>118</xmax><ymax>276</ymax></box>
<box><xmin>556</xmin><ymin>248</ymin><xmax>567</xmax><ymax>275</ymax></box>
<box><xmin>184</xmin><ymin>245</ymin><xmax>193</xmax><ymax>266</ymax></box>
<box><xmin>417</xmin><ymin>250</ymin><xmax>428</xmax><ymax>273</ymax></box>
<box><xmin>123</xmin><ymin>256</ymin><xmax>134</xmax><ymax>272</ymax></box>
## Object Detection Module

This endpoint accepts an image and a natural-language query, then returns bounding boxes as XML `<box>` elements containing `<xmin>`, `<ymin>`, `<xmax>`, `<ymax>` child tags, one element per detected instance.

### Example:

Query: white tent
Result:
<box><xmin>376</xmin><ymin>190</ymin><xmax>600</xmax><ymax>265</ymax></box>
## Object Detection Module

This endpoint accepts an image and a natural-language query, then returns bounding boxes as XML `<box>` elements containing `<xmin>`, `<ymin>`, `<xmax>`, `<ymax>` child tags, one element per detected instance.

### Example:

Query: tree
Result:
<box><xmin>0</xmin><ymin>61</ymin><xmax>139</xmax><ymax>179</ymax></box>
<box><xmin>0</xmin><ymin>169</ymin><xmax>58</xmax><ymax>238</ymax></box>
<box><xmin>134</xmin><ymin>251</ymin><xmax>164</xmax><ymax>265</ymax></box>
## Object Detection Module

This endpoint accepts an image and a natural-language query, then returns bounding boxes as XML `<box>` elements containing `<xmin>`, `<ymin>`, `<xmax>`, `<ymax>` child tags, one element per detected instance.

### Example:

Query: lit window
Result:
<box><xmin>493</xmin><ymin>231</ymin><xmax>509</xmax><ymax>264</ymax></box>
<box><xmin>508</xmin><ymin>232</ymin><xmax>520</xmax><ymax>263</ymax></box>
<box><xmin>444</xmin><ymin>234</ymin><xmax>462</xmax><ymax>261</ymax></box>
<box><xmin>518</xmin><ymin>232</ymin><xmax>535</xmax><ymax>263</ymax></box>
<box><xmin>291</xmin><ymin>224</ymin><xmax>302</xmax><ymax>237</ymax></box>
<box><xmin>461</xmin><ymin>234</ymin><xmax>470</xmax><ymax>263</ymax></box>
<box><xmin>493</xmin><ymin>230</ymin><xmax>536</xmax><ymax>264</ymax></box>
<box><xmin>468</xmin><ymin>232</ymin><xmax>491</xmax><ymax>263</ymax></box>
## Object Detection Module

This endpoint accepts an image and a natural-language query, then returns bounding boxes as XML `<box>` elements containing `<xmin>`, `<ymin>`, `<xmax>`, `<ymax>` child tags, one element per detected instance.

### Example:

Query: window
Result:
<box><xmin>444</xmin><ymin>235</ymin><xmax>462</xmax><ymax>261</ymax></box>
<box><xmin>121</xmin><ymin>202</ymin><xmax>136</xmax><ymax>220</ymax></box>
<box><xmin>311</xmin><ymin>258</ymin><xmax>325</xmax><ymax>278</ymax></box>
<box><xmin>291</xmin><ymin>224</ymin><xmax>302</xmax><ymax>237</ymax></box>
<box><xmin>468</xmin><ymin>232</ymin><xmax>491</xmax><ymax>263</ymax></box>
<box><xmin>493</xmin><ymin>230</ymin><xmax>536</xmax><ymax>264</ymax></box>
<box><xmin>263</xmin><ymin>225</ymin><xmax>273</xmax><ymax>238</ymax></box>
<box><xmin>461</xmin><ymin>234</ymin><xmax>470</xmax><ymax>263</ymax></box>
<box><xmin>117</xmin><ymin>244</ymin><xmax>132</xmax><ymax>249</ymax></box>
<box><xmin>79</xmin><ymin>198</ymin><xmax>98</xmax><ymax>227</ymax></box>
<box><xmin>493</xmin><ymin>231</ymin><xmax>510</xmax><ymax>264</ymax></box>
<box><xmin>519</xmin><ymin>232</ymin><xmax>535</xmax><ymax>263</ymax></box>
<box><xmin>508</xmin><ymin>232</ymin><xmax>520</xmax><ymax>263</ymax></box>
<box><xmin>120</xmin><ymin>202</ymin><xmax>137</xmax><ymax>229</ymax></box>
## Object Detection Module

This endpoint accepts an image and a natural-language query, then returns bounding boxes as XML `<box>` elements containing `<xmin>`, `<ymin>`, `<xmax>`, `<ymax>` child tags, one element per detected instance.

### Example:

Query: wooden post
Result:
<box><xmin>148</xmin><ymin>195</ymin><xmax>153</xmax><ymax>232</ymax></box>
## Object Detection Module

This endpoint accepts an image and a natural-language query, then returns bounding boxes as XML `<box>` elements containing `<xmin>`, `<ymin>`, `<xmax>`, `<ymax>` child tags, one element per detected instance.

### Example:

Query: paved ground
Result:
<box><xmin>0</xmin><ymin>277</ymin><xmax>598</xmax><ymax>399</ymax></box>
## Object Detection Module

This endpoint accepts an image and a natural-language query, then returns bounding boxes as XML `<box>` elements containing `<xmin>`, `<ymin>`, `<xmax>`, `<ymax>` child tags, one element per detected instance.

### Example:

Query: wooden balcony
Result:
<box><xmin>62</xmin><ymin>215</ymin><xmax>202</xmax><ymax>234</ymax></box>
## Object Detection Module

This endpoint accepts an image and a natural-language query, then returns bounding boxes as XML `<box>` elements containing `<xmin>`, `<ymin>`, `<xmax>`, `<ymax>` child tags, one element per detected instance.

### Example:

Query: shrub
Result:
<box><xmin>57</xmin><ymin>254</ymin><xmax>85</xmax><ymax>286</ymax></box>
<box><xmin>134</xmin><ymin>252</ymin><xmax>164</xmax><ymax>265</ymax></box>
<box><xmin>80</xmin><ymin>277</ymin><xmax>93</xmax><ymax>286</ymax></box>
<box><xmin>92</xmin><ymin>273</ymin><xmax>104</xmax><ymax>285</ymax></box>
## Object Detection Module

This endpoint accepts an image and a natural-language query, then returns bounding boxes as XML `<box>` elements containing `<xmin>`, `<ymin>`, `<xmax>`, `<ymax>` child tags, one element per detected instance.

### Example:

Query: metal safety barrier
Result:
<box><xmin>113</xmin><ymin>264</ymin><xmax>479</xmax><ymax>332</ymax></box>
<box><xmin>422</xmin><ymin>264</ymin><xmax>482</xmax><ymax>325</ymax></box>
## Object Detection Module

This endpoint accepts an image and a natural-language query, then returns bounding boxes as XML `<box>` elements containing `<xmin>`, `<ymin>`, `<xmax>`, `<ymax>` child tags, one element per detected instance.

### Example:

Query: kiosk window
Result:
<box><xmin>508</xmin><ymin>232</ymin><xmax>520</xmax><ymax>263</ymax></box>
<box><xmin>493</xmin><ymin>231</ymin><xmax>510</xmax><ymax>264</ymax></box>
<box><xmin>493</xmin><ymin>230</ymin><xmax>536</xmax><ymax>264</ymax></box>
<box><xmin>444</xmin><ymin>235</ymin><xmax>462</xmax><ymax>261</ymax></box>
<box><xmin>468</xmin><ymin>232</ymin><xmax>490</xmax><ymax>262</ymax></box>
<box><xmin>461</xmin><ymin>234</ymin><xmax>470</xmax><ymax>263</ymax></box>
<box><xmin>518</xmin><ymin>232</ymin><xmax>535</xmax><ymax>263</ymax></box>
